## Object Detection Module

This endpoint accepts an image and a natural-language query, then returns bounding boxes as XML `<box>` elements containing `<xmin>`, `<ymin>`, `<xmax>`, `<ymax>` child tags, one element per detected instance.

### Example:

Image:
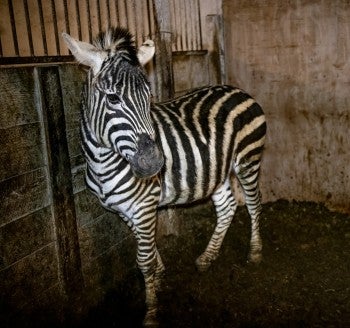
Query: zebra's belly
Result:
<box><xmin>156</xmin><ymin>136</ymin><xmax>232</xmax><ymax>206</ymax></box>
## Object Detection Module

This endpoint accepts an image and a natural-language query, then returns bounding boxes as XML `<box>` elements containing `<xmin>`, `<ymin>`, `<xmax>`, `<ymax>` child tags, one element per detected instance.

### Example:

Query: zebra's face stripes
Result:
<box><xmin>93</xmin><ymin>58</ymin><xmax>164</xmax><ymax>178</ymax></box>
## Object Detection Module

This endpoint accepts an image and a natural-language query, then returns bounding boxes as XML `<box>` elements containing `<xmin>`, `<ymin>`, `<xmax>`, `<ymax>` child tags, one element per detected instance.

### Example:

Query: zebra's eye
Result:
<box><xmin>106</xmin><ymin>93</ymin><xmax>120</xmax><ymax>103</ymax></box>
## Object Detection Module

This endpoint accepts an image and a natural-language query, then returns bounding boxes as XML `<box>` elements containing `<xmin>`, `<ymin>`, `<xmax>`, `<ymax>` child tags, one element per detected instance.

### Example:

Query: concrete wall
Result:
<box><xmin>224</xmin><ymin>0</ymin><xmax>350</xmax><ymax>212</ymax></box>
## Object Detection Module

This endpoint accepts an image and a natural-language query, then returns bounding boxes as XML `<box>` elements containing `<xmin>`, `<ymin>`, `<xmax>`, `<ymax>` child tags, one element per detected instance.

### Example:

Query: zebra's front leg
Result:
<box><xmin>137</xmin><ymin>240</ymin><xmax>159</xmax><ymax>327</ymax></box>
<box><xmin>120</xmin><ymin>211</ymin><xmax>164</xmax><ymax>292</ymax></box>
<box><xmin>134</xmin><ymin>209</ymin><xmax>164</xmax><ymax>327</ymax></box>
<box><xmin>141</xmin><ymin>248</ymin><xmax>164</xmax><ymax>327</ymax></box>
<box><xmin>195</xmin><ymin>180</ymin><xmax>237</xmax><ymax>272</ymax></box>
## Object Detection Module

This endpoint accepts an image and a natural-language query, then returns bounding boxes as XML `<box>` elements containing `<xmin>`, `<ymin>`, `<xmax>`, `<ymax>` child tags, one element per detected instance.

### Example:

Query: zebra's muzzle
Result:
<box><xmin>130</xmin><ymin>133</ymin><xmax>164</xmax><ymax>178</ymax></box>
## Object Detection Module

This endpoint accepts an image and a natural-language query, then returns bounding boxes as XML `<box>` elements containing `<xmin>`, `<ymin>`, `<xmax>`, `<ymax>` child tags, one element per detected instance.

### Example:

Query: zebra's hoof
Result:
<box><xmin>248</xmin><ymin>251</ymin><xmax>262</xmax><ymax>264</ymax></box>
<box><xmin>143</xmin><ymin>310</ymin><xmax>158</xmax><ymax>327</ymax></box>
<box><xmin>195</xmin><ymin>255</ymin><xmax>213</xmax><ymax>272</ymax></box>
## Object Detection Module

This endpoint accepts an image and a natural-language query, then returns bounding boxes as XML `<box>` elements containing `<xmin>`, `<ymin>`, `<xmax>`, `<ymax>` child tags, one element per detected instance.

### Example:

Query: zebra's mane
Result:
<box><xmin>93</xmin><ymin>27</ymin><xmax>139</xmax><ymax>65</ymax></box>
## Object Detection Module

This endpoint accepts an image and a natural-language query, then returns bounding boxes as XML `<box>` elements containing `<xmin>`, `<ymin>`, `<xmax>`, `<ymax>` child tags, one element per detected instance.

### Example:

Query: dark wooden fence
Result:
<box><xmin>0</xmin><ymin>65</ymin><xmax>138</xmax><ymax>323</ymax></box>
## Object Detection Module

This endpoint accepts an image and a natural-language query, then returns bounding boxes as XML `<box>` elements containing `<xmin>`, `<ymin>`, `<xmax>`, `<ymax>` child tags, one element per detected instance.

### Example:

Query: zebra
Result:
<box><xmin>62</xmin><ymin>27</ymin><xmax>266</xmax><ymax>326</ymax></box>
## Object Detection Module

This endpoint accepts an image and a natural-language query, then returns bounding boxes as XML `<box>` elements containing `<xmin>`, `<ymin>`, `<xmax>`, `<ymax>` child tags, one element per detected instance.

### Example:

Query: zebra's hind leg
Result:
<box><xmin>235</xmin><ymin>160</ymin><xmax>263</xmax><ymax>264</ymax></box>
<box><xmin>195</xmin><ymin>179</ymin><xmax>237</xmax><ymax>272</ymax></box>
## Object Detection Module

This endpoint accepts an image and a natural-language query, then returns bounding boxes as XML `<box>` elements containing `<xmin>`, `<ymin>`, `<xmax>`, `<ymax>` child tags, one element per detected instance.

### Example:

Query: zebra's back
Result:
<box><xmin>151</xmin><ymin>85</ymin><xmax>266</xmax><ymax>206</ymax></box>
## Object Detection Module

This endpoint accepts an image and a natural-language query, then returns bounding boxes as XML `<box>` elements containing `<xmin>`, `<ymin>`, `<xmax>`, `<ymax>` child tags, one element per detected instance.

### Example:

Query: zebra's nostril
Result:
<box><xmin>139</xmin><ymin>157</ymin><xmax>148</xmax><ymax>168</ymax></box>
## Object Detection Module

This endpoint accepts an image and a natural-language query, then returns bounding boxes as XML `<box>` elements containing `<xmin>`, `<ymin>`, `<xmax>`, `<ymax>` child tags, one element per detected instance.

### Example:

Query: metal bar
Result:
<box><xmin>37</xmin><ymin>0</ymin><xmax>48</xmax><ymax>55</ymax></box>
<box><xmin>131</xmin><ymin>0</ymin><xmax>137</xmax><ymax>42</ymax></box>
<box><xmin>196</xmin><ymin>0</ymin><xmax>203</xmax><ymax>50</ymax></box>
<box><xmin>106</xmin><ymin>0</ymin><xmax>111</xmax><ymax>28</ymax></box>
<box><xmin>8</xmin><ymin>0</ymin><xmax>19</xmax><ymax>56</ymax></box>
<box><xmin>23</xmin><ymin>0</ymin><xmax>34</xmax><ymax>56</ymax></box>
<box><xmin>96</xmin><ymin>0</ymin><xmax>102</xmax><ymax>32</ymax></box>
<box><xmin>50</xmin><ymin>0</ymin><xmax>60</xmax><ymax>55</ymax></box>
<box><xmin>114</xmin><ymin>0</ymin><xmax>120</xmax><ymax>26</ymax></box>
<box><xmin>147</xmin><ymin>0</ymin><xmax>154</xmax><ymax>38</ymax></box>
<box><xmin>124</xmin><ymin>0</ymin><xmax>129</xmax><ymax>28</ymax></box>
<box><xmin>75</xmin><ymin>0</ymin><xmax>82</xmax><ymax>40</ymax></box>
<box><xmin>63</xmin><ymin>0</ymin><xmax>70</xmax><ymax>35</ymax></box>
<box><xmin>86</xmin><ymin>0</ymin><xmax>92</xmax><ymax>42</ymax></box>
<box><xmin>0</xmin><ymin>31</ymin><xmax>3</xmax><ymax>57</ymax></box>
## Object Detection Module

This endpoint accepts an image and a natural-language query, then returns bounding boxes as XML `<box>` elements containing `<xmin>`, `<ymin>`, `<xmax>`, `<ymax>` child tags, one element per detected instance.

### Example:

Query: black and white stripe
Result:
<box><xmin>152</xmin><ymin>85</ymin><xmax>266</xmax><ymax>206</ymax></box>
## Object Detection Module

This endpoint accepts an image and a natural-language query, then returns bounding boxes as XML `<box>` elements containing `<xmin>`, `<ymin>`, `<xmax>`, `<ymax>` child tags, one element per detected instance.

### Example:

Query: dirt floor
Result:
<box><xmin>80</xmin><ymin>200</ymin><xmax>350</xmax><ymax>327</ymax></box>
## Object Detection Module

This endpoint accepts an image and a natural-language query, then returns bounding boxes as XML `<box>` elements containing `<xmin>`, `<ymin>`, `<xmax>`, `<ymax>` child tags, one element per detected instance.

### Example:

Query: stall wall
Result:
<box><xmin>224</xmin><ymin>0</ymin><xmax>350</xmax><ymax>212</ymax></box>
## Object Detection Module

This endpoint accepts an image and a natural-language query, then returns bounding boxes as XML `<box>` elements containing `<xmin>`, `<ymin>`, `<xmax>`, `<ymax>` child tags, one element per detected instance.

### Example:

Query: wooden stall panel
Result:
<box><xmin>0</xmin><ymin>67</ymin><xmax>61</xmax><ymax>320</ymax></box>
<box><xmin>0</xmin><ymin>169</ymin><xmax>50</xmax><ymax>226</ymax></box>
<box><xmin>0</xmin><ymin>125</ymin><xmax>44</xmax><ymax>180</ymax></box>
<box><xmin>0</xmin><ymin>68</ymin><xmax>38</xmax><ymax>129</ymax></box>
<box><xmin>0</xmin><ymin>244</ymin><xmax>61</xmax><ymax>321</ymax></box>
<box><xmin>82</xmin><ymin>233</ymin><xmax>136</xmax><ymax>305</ymax></box>
<box><xmin>0</xmin><ymin>207</ymin><xmax>54</xmax><ymax>267</ymax></box>
<box><xmin>0</xmin><ymin>68</ymin><xmax>50</xmax><ymax>226</ymax></box>
<box><xmin>27</xmin><ymin>0</ymin><xmax>46</xmax><ymax>56</ymax></box>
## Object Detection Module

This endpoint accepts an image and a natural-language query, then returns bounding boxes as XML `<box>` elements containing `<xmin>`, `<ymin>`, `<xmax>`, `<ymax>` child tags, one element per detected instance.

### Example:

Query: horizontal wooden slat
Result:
<box><xmin>81</xmin><ymin>234</ymin><xmax>136</xmax><ymax>302</ymax></box>
<box><xmin>0</xmin><ymin>244</ymin><xmax>59</xmax><ymax>311</ymax></box>
<box><xmin>74</xmin><ymin>189</ymin><xmax>107</xmax><ymax>227</ymax></box>
<box><xmin>0</xmin><ymin>67</ymin><xmax>37</xmax><ymax>129</ymax></box>
<box><xmin>0</xmin><ymin>123</ymin><xmax>45</xmax><ymax>181</ymax></box>
<box><xmin>0</xmin><ymin>168</ymin><xmax>50</xmax><ymax>226</ymax></box>
<box><xmin>0</xmin><ymin>206</ymin><xmax>54</xmax><ymax>268</ymax></box>
<box><xmin>78</xmin><ymin>211</ymin><xmax>132</xmax><ymax>261</ymax></box>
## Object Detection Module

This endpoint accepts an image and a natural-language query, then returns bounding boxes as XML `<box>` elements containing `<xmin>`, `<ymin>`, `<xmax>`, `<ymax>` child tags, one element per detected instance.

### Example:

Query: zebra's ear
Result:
<box><xmin>137</xmin><ymin>39</ymin><xmax>155</xmax><ymax>66</ymax></box>
<box><xmin>62</xmin><ymin>32</ymin><xmax>107</xmax><ymax>74</ymax></box>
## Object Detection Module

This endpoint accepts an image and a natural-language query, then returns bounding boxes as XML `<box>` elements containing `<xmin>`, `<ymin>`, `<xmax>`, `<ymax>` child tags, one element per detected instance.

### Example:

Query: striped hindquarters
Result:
<box><xmin>152</xmin><ymin>85</ymin><xmax>266</xmax><ymax>206</ymax></box>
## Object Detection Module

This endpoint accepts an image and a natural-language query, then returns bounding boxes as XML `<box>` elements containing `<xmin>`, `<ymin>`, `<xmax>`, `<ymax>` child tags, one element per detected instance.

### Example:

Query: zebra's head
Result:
<box><xmin>62</xmin><ymin>27</ymin><xmax>164</xmax><ymax>178</ymax></box>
